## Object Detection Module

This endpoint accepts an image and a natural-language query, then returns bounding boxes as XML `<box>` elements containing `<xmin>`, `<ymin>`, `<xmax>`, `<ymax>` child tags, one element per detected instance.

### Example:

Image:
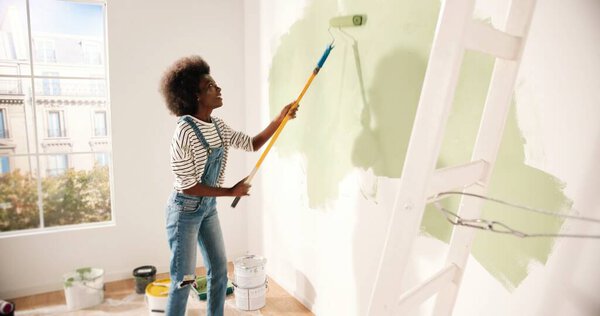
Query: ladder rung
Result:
<box><xmin>427</xmin><ymin>160</ymin><xmax>488</xmax><ymax>199</ymax></box>
<box><xmin>397</xmin><ymin>264</ymin><xmax>459</xmax><ymax>312</ymax></box>
<box><xmin>465</xmin><ymin>20</ymin><xmax>522</xmax><ymax>60</ymax></box>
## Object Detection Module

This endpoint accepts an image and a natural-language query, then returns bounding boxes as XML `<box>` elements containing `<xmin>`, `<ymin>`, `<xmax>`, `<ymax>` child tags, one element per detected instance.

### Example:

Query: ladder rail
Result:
<box><xmin>433</xmin><ymin>1</ymin><xmax>538</xmax><ymax>314</ymax></box>
<box><xmin>366</xmin><ymin>0</ymin><xmax>477</xmax><ymax>314</ymax></box>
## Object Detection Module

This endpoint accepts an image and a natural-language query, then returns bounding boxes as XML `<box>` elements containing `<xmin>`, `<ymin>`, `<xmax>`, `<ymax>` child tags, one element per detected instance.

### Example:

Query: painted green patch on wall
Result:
<box><xmin>268</xmin><ymin>0</ymin><xmax>570</xmax><ymax>289</ymax></box>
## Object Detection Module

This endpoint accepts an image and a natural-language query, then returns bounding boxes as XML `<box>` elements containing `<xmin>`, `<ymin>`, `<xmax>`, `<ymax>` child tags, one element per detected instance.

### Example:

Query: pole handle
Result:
<box><xmin>231</xmin><ymin>196</ymin><xmax>241</xmax><ymax>208</ymax></box>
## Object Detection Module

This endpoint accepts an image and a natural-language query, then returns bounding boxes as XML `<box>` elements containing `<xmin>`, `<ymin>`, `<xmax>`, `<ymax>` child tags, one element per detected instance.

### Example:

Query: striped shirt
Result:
<box><xmin>170</xmin><ymin>115</ymin><xmax>253</xmax><ymax>190</ymax></box>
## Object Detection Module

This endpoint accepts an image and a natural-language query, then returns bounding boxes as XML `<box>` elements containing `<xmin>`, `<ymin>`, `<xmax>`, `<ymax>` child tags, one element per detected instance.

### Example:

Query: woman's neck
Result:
<box><xmin>194</xmin><ymin>108</ymin><xmax>212</xmax><ymax>123</ymax></box>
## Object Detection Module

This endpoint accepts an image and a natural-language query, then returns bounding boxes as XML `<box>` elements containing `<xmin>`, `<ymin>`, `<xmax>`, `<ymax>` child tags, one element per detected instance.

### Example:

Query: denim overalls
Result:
<box><xmin>165</xmin><ymin>116</ymin><xmax>227</xmax><ymax>316</ymax></box>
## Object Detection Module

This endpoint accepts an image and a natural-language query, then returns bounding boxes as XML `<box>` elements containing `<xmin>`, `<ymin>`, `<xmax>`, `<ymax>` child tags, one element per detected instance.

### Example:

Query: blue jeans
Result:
<box><xmin>165</xmin><ymin>192</ymin><xmax>228</xmax><ymax>316</ymax></box>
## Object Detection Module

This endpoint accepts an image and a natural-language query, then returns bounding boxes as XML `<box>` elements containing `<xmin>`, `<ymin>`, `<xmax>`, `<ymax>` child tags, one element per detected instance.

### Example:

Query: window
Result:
<box><xmin>47</xmin><ymin>154</ymin><xmax>68</xmax><ymax>176</ymax></box>
<box><xmin>42</xmin><ymin>72</ymin><xmax>61</xmax><ymax>95</ymax></box>
<box><xmin>95</xmin><ymin>153</ymin><xmax>108</xmax><ymax>166</ymax></box>
<box><xmin>47</xmin><ymin>110</ymin><xmax>66</xmax><ymax>138</ymax></box>
<box><xmin>0</xmin><ymin>109</ymin><xmax>8</xmax><ymax>139</ymax></box>
<box><xmin>83</xmin><ymin>41</ymin><xmax>102</xmax><ymax>65</ymax></box>
<box><xmin>0</xmin><ymin>0</ymin><xmax>112</xmax><ymax>234</ymax></box>
<box><xmin>0</xmin><ymin>156</ymin><xmax>9</xmax><ymax>174</ymax></box>
<box><xmin>35</xmin><ymin>38</ymin><xmax>57</xmax><ymax>63</ymax></box>
<box><xmin>93</xmin><ymin>111</ymin><xmax>107</xmax><ymax>136</ymax></box>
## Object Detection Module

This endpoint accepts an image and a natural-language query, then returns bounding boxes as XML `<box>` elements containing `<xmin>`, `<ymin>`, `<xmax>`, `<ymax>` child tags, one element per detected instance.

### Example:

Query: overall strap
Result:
<box><xmin>180</xmin><ymin>116</ymin><xmax>210</xmax><ymax>150</ymax></box>
<box><xmin>212</xmin><ymin>117</ymin><xmax>224</xmax><ymax>144</ymax></box>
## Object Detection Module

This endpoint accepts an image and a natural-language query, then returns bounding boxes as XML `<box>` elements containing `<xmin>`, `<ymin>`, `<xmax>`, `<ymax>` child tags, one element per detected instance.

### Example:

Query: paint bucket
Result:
<box><xmin>233</xmin><ymin>254</ymin><xmax>266</xmax><ymax>288</ymax></box>
<box><xmin>133</xmin><ymin>265</ymin><xmax>157</xmax><ymax>294</ymax></box>
<box><xmin>233</xmin><ymin>281</ymin><xmax>268</xmax><ymax>311</ymax></box>
<box><xmin>0</xmin><ymin>299</ymin><xmax>15</xmax><ymax>316</ymax></box>
<box><xmin>145</xmin><ymin>278</ymin><xmax>170</xmax><ymax>315</ymax></box>
<box><xmin>62</xmin><ymin>267</ymin><xmax>104</xmax><ymax>311</ymax></box>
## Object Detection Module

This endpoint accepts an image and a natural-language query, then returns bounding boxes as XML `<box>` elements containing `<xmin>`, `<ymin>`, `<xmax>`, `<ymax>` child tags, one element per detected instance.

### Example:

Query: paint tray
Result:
<box><xmin>190</xmin><ymin>275</ymin><xmax>233</xmax><ymax>301</ymax></box>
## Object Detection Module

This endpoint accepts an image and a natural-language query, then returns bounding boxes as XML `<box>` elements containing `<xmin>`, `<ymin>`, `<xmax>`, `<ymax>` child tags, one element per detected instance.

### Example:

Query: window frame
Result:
<box><xmin>0</xmin><ymin>0</ymin><xmax>114</xmax><ymax>237</ymax></box>
<box><xmin>0</xmin><ymin>107</ymin><xmax>9</xmax><ymax>139</ymax></box>
<box><xmin>92</xmin><ymin>110</ymin><xmax>107</xmax><ymax>137</ymax></box>
<box><xmin>46</xmin><ymin>109</ymin><xmax>66</xmax><ymax>138</ymax></box>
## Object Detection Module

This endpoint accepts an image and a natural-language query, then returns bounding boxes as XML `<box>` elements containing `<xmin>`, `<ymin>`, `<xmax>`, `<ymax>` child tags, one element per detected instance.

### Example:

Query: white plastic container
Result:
<box><xmin>233</xmin><ymin>282</ymin><xmax>268</xmax><ymax>311</ymax></box>
<box><xmin>145</xmin><ymin>278</ymin><xmax>170</xmax><ymax>315</ymax></box>
<box><xmin>63</xmin><ymin>267</ymin><xmax>104</xmax><ymax>311</ymax></box>
<box><xmin>233</xmin><ymin>255</ymin><xmax>266</xmax><ymax>288</ymax></box>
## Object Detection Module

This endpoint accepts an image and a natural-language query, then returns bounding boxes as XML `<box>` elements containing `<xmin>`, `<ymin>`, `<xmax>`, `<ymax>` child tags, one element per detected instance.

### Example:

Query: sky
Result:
<box><xmin>30</xmin><ymin>0</ymin><xmax>104</xmax><ymax>38</ymax></box>
<box><xmin>0</xmin><ymin>0</ymin><xmax>104</xmax><ymax>38</ymax></box>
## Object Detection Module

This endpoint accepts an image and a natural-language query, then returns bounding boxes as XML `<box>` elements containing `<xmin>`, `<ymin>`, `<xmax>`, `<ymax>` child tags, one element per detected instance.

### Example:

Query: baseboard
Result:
<box><xmin>3</xmin><ymin>265</ymin><xmax>171</xmax><ymax>300</ymax></box>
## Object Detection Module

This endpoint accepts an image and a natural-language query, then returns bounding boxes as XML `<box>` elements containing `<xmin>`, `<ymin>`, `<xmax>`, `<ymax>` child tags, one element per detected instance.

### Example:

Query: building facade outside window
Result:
<box><xmin>34</xmin><ymin>38</ymin><xmax>56</xmax><ymax>63</ymax></box>
<box><xmin>0</xmin><ymin>0</ymin><xmax>112</xmax><ymax>234</ymax></box>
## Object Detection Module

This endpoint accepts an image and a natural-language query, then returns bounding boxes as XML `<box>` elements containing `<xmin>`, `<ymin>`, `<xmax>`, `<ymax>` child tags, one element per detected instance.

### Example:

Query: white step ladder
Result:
<box><xmin>367</xmin><ymin>0</ymin><xmax>537</xmax><ymax>315</ymax></box>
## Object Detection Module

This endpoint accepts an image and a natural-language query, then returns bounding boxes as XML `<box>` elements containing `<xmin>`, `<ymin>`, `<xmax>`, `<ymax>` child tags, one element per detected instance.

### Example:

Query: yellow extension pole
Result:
<box><xmin>231</xmin><ymin>44</ymin><xmax>334</xmax><ymax>207</ymax></box>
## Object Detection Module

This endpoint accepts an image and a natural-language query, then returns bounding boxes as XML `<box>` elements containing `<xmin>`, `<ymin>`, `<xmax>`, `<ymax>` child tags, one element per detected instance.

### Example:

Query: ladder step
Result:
<box><xmin>427</xmin><ymin>160</ymin><xmax>488</xmax><ymax>199</ymax></box>
<box><xmin>464</xmin><ymin>20</ymin><xmax>522</xmax><ymax>60</ymax></box>
<box><xmin>397</xmin><ymin>264</ymin><xmax>459</xmax><ymax>312</ymax></box>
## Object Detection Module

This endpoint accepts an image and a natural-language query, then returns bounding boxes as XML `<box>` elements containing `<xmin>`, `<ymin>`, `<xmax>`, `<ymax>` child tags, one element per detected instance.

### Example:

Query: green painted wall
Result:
<box><xmin>268</xmin><ymin>0</ymin><xmax>570</xmax><ymax>289</ymax></box>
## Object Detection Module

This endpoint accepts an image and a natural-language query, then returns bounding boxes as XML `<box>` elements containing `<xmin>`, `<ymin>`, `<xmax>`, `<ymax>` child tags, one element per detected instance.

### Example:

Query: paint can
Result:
<box><xmin>233</xmin><ymin>281</ymin><xmax>268</xmax><ymax>311</ymax></box>
<box><xmin>145</xmin><ymin>278</ymin><xmax>170</xmax><ymax>315</ymax></box>
<box><xmin>63</xmin><ymin>267</ymin><xmax>104</xmax><ymax>311</ymax></box>
<box><xmin>233</xmin><ymin>254</ymin><xmax>267</xmax><ymax>288</ymax></box>
<box><xmin>133</xmin><ymin>265</ymin><xmax>157</xmax><ymax>294</ymax></box>
<box><xmin>0</xmin><ymin>300</ymin><xmax>15</xmax><ymax>316</ymax></box>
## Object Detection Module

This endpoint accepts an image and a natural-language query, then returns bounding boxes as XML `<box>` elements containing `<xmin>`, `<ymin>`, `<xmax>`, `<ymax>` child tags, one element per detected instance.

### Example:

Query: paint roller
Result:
<box><xmin>231</xmin><ymin>14</ymin><xmax>367</xmax><ymax>208</ymax></box>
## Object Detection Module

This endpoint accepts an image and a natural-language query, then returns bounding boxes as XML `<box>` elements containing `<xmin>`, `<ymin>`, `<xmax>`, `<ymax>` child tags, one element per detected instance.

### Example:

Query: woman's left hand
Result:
<box><xmin>278</xmin><ymin>101</ymin><xmax>299</xmax><ymax>122</ymax></box>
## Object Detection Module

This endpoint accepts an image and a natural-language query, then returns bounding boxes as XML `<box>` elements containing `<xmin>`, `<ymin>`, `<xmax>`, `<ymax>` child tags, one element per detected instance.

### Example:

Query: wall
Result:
<box><xmin>0</xmin><ymin>0</ymin><xmax>249</xmax><ymax>298</ymax></box>
<box><xmin>248</xmin><ymin>0</ymin><xmax>600</xmax><ymax>315</ymax></box>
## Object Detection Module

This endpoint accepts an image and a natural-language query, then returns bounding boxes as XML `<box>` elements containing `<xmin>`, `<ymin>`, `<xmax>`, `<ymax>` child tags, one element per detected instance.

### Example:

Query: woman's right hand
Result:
<box><xmin>230</xmin><ymin>178</ymin><xmax>251</xmax><ymax>196</ymax></box>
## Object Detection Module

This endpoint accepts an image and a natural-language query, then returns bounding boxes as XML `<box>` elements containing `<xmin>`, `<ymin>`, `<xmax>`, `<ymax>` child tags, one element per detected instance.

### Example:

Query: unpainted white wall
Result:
<box><xmin>0</xmin><ymin>0</ymin><xmax>249</xmax><ymax>298</ymax></box>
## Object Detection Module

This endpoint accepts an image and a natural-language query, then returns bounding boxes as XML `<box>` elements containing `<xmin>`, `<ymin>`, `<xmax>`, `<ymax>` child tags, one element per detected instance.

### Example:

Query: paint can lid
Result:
<box><xmin>234</xmin><ymin>254</ymin><xmax>267</xmax><ymax>271</ymax></box>
<box><xmin>145</xmin><ymin>278</ymin><xmax>170</xmax><ymax>297</ymax></box>
<box><xmin>133</xmin><ymin>265</ymin><xmax>157</xmax><ymax>278</ymax></box>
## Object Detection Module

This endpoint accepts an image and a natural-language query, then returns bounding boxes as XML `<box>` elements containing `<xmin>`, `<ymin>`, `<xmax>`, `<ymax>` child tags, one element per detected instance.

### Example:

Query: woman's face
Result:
<box><xmin>197</xmin><ymin>75</ymin><xmax>222</xmax><ymax>109</ymax></box>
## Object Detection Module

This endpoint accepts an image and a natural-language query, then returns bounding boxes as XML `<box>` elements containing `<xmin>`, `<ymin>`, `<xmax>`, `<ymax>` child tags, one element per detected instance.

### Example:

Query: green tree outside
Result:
<box><xmin>0</xmin><ymin>165</ymin><xmax>111</xmax><ymax>232</ymax></box>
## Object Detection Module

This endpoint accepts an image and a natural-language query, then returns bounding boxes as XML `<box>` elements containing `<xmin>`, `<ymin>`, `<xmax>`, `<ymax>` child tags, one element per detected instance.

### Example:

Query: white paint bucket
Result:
<box><xmin>233</xmin><ymin>255</ymin><xmax>266</xmax><ymax>288</ymax></box>
<box><xmin>233</xmin><ymin>281</ymin><xmax>268</xmax><ymax>311</ymax></box>
<box><xmin>62</xmin><ymin>267</ymin><xmax>104</xmax><ymax>311</ymax></box>
<box><xmin>145</xmin><ymin>278</ymin><xmax>170</xmax><ymax>315</ymax></box>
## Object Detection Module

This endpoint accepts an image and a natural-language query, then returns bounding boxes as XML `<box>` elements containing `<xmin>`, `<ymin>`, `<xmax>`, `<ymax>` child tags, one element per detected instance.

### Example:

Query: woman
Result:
<box><xmin>159</xmin><ymin>56</ymin><xmax>297</xmax><ymax>315</ymax></box>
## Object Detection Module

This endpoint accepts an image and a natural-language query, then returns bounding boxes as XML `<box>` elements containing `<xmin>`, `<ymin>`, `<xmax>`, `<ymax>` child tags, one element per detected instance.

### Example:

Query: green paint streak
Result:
<box><xmin>421</xmin><ymin>50</ymin><xmax>570</xmax><ymax>288</ymax></box>
<box><xmin>269</xmin><ymin>0</ymin><xmax>570</xmax><ymax>289</ymax></box>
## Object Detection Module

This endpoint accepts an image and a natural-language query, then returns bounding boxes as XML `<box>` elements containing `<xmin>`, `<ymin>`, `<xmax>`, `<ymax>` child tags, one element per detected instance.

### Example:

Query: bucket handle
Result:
<box><xmin>79</xmin><ymin>280</ymin><xmax>105</xmax><ymax>292</ymax></box>
<box><xmin>232</xmin><ymin>279</ymin><xmax>269</xmax><ymax>292</ymax></box>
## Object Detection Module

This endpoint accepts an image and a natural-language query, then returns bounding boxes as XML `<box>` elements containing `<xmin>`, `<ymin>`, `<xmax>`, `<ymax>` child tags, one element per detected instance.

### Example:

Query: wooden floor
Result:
<box><xmin>11</xmin><ymin>263</ymin><xmax>314</xmax><ymax>315</ymax></box>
